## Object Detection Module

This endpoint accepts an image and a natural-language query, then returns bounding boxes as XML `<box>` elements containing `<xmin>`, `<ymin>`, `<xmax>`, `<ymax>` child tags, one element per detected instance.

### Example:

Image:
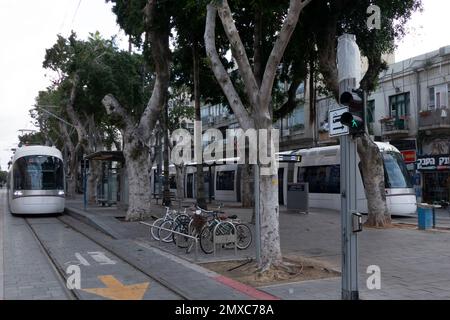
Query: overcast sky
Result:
<box><xmin>0</xmin><ymin>0</ymin><xmax>449</xmax><ymax>170</ymax></box>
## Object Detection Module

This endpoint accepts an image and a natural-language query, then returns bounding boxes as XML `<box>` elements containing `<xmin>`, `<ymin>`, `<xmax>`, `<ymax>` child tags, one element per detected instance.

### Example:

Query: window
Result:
<box><xmin>367</xmin><ymin>100</ymin><xmax>375</xmax><ymax>124</ymax></box>
<box><xmin>297</xmin><ymin>165</ymin><xmax>340</xmax><ymax>194</ymax></box>
<box><xmin>382</xmin><ymin>152</ymin><xmax>413</xmax><ymax>189</ymax></box>
<box><xmin>288</xmin><ymin>105</ymin><xmax>305</xmax><ymax>131</ymax></box>
<box><xmin>216</xmin><ymin>170</ymin><xmax>235</xmax><ymax>191</ymax></box>
<box><xmin>429</xmin><ymin>87</ymin><xmax>435</xmax><ymax>109</ymax></box>
<box><xmin>435</xmin><ymin>84</ymin><xmax>448</xmax><ymax>108</ymax></box>
<box><xmin>13</xmin><ymin>156</ymin><xmax>64</xmax><ymax>191</ymax></box>
<box><xmin>389</xmin><ymin>93</ymin><xmax>409</xmax><ymax>119</ymax></box>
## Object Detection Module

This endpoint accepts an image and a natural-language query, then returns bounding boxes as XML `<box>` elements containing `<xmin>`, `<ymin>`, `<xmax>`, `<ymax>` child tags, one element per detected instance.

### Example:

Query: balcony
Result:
<box><xmin>380</xmin><ymin>117</ymin><xmax>409</xmax><ymax>136</ymax></box>
<box><xmin>418</xmin><ymin>108</ymin><xmax>450</xmax><ymax>130</ymax></box>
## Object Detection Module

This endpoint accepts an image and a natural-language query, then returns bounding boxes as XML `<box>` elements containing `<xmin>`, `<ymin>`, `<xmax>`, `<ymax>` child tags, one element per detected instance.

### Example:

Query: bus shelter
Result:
<box><xmin>83</xmin><ymin>151</ymin><xmax>125</xmax><ymax>210</ymax></box>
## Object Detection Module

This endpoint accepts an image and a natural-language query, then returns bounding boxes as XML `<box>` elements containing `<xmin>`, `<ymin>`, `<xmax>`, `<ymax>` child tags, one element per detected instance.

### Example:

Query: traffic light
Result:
<box><xmin>339</xmin><ymin>89</ymin><xmax>365</xmax><ymax>136</ymax></box>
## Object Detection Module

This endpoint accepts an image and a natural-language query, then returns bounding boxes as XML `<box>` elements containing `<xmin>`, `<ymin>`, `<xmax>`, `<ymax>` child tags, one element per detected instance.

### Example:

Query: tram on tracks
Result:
<box><xmin>7</xmin><ymin>145</ymin><xmax>65</xmax><ymax>215</ymax></box>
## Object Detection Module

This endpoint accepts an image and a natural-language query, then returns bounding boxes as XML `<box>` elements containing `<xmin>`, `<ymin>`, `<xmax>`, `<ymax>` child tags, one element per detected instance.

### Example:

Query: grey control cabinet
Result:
<box><xmin>287</xmin><ymin>183</ymin><xmax>309</xmax><ymax>212</ymax></box>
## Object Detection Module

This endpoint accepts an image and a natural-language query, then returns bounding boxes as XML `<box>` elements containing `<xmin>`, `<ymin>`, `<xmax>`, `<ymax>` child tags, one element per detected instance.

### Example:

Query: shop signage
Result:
<box><xmin>401</xmin><ymin>150</ymin><xmax>416</xmax><ymax>164</ymax></box>
<box><xmin>417</xmin><ymin>154</ymin><xmax>450</xmax><ymax>171</ymax></box>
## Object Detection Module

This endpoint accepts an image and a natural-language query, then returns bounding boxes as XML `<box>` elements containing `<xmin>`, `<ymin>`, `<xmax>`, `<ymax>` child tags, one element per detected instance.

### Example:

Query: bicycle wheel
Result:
<box><xmin>235</xmin><ymin>224</ymin><xmax>252</xmax><ymax>250</ymax></box>
<box><xmin>159</xmin><ymin>220</ymin><xmax>175</xmax><ymax>243</ymax></box>
<box><xmin>173</xmin><ymin>214</ymin><xmax>190</xmax><ymax>227</ymax></box>
<box><xmin>151</xmin><ymin>218</ymin><xmax>165</xmax><ymax>241</ymax></box>
<box><xmin>199</xmin><ymin>227</ymin><xmax>214</xmax><ymax>254</ymax></box>
<box><xmin>173</xmin><ymin>221</ymin><xmax>191</xmax><ymax>249</ymax></box>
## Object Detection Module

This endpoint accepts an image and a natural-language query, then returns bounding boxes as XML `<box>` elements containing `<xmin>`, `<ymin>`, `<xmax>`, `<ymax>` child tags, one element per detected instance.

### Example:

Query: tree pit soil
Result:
<box><xmin>201</xmin><ymin>255</ymin><xmax>340</xmax><ymax>287</ymax></box>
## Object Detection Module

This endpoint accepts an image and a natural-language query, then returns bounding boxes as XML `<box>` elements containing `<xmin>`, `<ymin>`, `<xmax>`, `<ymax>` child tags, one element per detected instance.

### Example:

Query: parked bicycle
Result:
<box><xmin>172</xmin><ymin>203</ymin><xmax>252</xmax><ymax>254</ymax></box>
<box><xmin>196</xmin><ymin>206</ymin><xmax>252</xmax><ymax>254</ymax></box>
<box><xmin>150</xmin><ymin>207</ymin><xmax>188</xmax><ymax>242</ymax></box>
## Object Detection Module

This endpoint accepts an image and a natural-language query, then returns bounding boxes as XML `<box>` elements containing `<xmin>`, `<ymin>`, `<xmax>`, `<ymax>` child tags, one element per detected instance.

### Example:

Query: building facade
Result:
<box><xmin>369</xmin><ymin>46</ymin><xmax>450</xmax><ymax>203</ymax></box>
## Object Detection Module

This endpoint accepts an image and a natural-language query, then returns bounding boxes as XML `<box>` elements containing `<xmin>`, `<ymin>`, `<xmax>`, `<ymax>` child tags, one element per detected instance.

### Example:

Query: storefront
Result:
<box><xmin>417</xmin><ymin>154</ymin><xmax>450</xmax><ymax>203</ymax></box>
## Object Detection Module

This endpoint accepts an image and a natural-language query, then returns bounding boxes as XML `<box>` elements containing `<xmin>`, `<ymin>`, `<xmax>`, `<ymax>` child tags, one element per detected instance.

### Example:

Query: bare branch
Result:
<box><xmin>204</xmin><ymin>3</ymin><xmax>254</xmax><ymax>131</ymax></box>
<box><xmin>217</xmin><ymin>0</ymin><xmax>259</xmax><ymax>107</ymax></box>
<box><xmin>260</xmin><ymin>0</ymin><xmax>312</xmax><ymax>110</ymax></box>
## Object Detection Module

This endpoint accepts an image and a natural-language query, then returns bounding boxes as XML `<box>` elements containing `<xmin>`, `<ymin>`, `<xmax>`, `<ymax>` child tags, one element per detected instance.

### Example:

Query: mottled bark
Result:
<box><xmin>241</xmin><ymin>162</ymin><xmax>254</xmax><ymax>208</ymax></box>
<box><xmin>259</xmin><ymin>174</ymin><xmax>283</xmax><ymax>271</ymax></box>
<box><xmin>175</xmin><ymin>164</ymin><xmax>185</xmax><ymax>200</ymax></box>
<box><xmin>123</xmin><ymin>138</ymin><xmax>152</xmax><ymax>221</ymax></box>
<box><xmin>357</xmin><ymin>135</ymin><xmax>392</xmax><ymax>227</ymax></box>
<box><xmin>87</xmin><ymin>160</ymin><xmax>101</xmax><ymax>205</ymax></box>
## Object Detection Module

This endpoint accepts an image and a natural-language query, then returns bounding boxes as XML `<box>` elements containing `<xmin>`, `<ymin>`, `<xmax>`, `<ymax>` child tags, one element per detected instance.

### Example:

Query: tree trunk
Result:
<box><xmin>193</xmin><ymin>42</ymin><xmax>207</xmax><ymax>209</ymax></box>
<box><xmin>241</xmin><ymin>162</ymin><xmax>254</xmax><ymax>208</ymax></box>
<box><xmin>66</xmin><ymin>152</ymin><xmax>78</xmax><ymax>198</ymax></box>
<box><xmin>175</xmin><ymin>164</ymin><xmax>185</xmax><ymax>200</ymax></box>
<box><xmin>87</xmin><ymin>160</ymin><xmax>100</xmax><ymax>205</ymax></box>
<box><xmin>259</xmin><ymin>173</ymin><xmax>283</xmax><ymax>270</ymax></box>
<box><xmin>204</xmin><ymin>0</ymin><xmax>312</xmax><ymax>272</ymax></box>
<box><xmin>162</xmin><ymin>106</ymin><xmax>171</xmax><ymax>206</ymax></box>
<box><xmin>357</xmin><ymin>135</ymin><xmax>391</xmax><ymax>227</ymax></box>
<box><xmin>123</xmin><ymin>141</ymin><xmax>152</xmax><ymax>221</ymax></box>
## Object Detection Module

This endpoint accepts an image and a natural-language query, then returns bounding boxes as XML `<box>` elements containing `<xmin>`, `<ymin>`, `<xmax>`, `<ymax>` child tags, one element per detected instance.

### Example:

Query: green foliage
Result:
<box><xmin>18</xmin><ymin>132</ymin><xmax>47</xmax><ymax>146</ymax></box>
<box><xmin>274</xmin><ymin>0</ymin><xmax>423</xmax><ymax>118</ymax></box>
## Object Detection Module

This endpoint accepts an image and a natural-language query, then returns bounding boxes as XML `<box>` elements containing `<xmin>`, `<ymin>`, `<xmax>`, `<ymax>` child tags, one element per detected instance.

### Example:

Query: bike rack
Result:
<box><xmin>213</xmin><ymin>221</ymin><xmax>237</xmax><ymax>257</ymax></box>
<box><xmin>140</xmin><ymin>221</ymin><xmax>200</xmax><ymax>262</ymax></box>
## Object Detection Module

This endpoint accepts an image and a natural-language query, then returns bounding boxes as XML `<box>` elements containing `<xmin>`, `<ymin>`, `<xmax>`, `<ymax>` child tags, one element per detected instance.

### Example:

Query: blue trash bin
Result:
<box><xmin>417</xmin><ymin>204</ymin><xmax>433</xmax><ymax>230</ymax></box>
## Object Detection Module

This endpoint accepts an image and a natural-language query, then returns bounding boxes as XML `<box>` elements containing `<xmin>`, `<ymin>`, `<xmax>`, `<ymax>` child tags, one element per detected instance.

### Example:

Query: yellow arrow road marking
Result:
<box><xmin>82</xmin><ymin>275</ymin><xmax>149</xmax><ymax>300</ymax></box>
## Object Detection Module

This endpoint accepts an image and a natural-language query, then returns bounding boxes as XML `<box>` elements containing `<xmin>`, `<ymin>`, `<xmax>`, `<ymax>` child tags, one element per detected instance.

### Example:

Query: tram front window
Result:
<box><xmin>13</xmin><ymin>156</ymin><xmax>64</xmax><ymax>190</ymax></box>
<box><xmin>383</xmin><ymin>152</ymin><xmax>413</xmax><ymax>189</ymax></box>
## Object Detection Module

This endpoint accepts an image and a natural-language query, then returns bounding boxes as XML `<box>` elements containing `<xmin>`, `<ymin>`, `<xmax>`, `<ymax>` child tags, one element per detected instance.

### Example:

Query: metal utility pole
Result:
<box><xmin>337</xmin><ymin>34</ymin><xmax>362</xmax><ymax>300</ymax></box>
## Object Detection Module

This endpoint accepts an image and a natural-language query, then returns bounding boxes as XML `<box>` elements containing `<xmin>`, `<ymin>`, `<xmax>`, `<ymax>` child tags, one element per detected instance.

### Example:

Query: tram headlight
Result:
<box><xmin>13</xmin><ymin>191</ymin><xmax>23</xmax><ymax>198</ymax></box>
<box><xmin>58</xmin><ymin>190</ymin><xmax>65</xmax><ymax>197</ymax></box>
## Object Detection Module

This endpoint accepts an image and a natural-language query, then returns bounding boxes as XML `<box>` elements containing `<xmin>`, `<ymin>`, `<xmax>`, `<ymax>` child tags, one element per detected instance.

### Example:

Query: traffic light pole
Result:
<box><xmin>339</xmin><ymin>92</ymin><xmax>359</xmax><ymax>299</ymax></box>
<box><xmin>338</xmin><ymin>34</ymin><xmax>360</xmax><ymax>300</ymax></box>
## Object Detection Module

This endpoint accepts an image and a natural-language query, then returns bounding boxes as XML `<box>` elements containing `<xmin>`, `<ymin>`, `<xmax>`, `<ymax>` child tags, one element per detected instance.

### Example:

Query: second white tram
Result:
<box><xmin>293</xmin><ymin>142</ymin><xmax>417</xmax><ymax>216</ymax></box>
<box><xmin>7</xmin><ymin>146</ymin><xmax>65</xmax><ymax>215</ymax></box>
<box><xmin>149</xmin><ymin>142</ymin><xmax>416</xmax><ymax>216</ymax></box>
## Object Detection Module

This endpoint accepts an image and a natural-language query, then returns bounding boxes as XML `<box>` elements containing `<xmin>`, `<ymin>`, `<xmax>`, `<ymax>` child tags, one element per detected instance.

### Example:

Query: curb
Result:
<box><xmin>64</xmin><ymin>206</ymin><xmax>124</xmax><ymax>240</ymax></box>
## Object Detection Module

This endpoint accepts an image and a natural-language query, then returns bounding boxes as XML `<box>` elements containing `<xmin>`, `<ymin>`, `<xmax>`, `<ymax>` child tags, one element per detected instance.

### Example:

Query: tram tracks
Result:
<box><xmin>24</xmin><ymin>215</ymin><xmax>188</xmax><ymax>300</ymax></box>
<box><xmin>23</xmin><ymin>217</ymin><xmax>79</xmax><ymax>300</ymax></box>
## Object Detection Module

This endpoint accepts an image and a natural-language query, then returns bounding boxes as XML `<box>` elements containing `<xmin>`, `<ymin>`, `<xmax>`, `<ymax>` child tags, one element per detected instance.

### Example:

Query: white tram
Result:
<box><xmin>7</xmin><ymin>146</ymin><xmax>65</xmax><ymax>215</ymax></box>
<box><xmin>292</xmin><ymin>142</ymin><xmax>417</xmax><ymax>216</ymax></box>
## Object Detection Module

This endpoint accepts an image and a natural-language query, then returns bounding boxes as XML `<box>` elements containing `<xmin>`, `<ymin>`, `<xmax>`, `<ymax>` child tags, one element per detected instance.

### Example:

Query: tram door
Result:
<box><xmin>186</xmin><ymin>173</ymin><xmax>194</xmax><ymax>198</ymax></box>
<box><xmin>278</xmin><ymin>168</ymin><xmax>284</xmax><ymax>205</ymax></box>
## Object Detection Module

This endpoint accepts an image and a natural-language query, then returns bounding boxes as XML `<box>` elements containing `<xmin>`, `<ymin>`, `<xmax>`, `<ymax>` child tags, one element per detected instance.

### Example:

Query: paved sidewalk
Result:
<box><xmin>65</xmin><ymin>198</ymin><xmax>450</xmax><ymax>300</ymax></box>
